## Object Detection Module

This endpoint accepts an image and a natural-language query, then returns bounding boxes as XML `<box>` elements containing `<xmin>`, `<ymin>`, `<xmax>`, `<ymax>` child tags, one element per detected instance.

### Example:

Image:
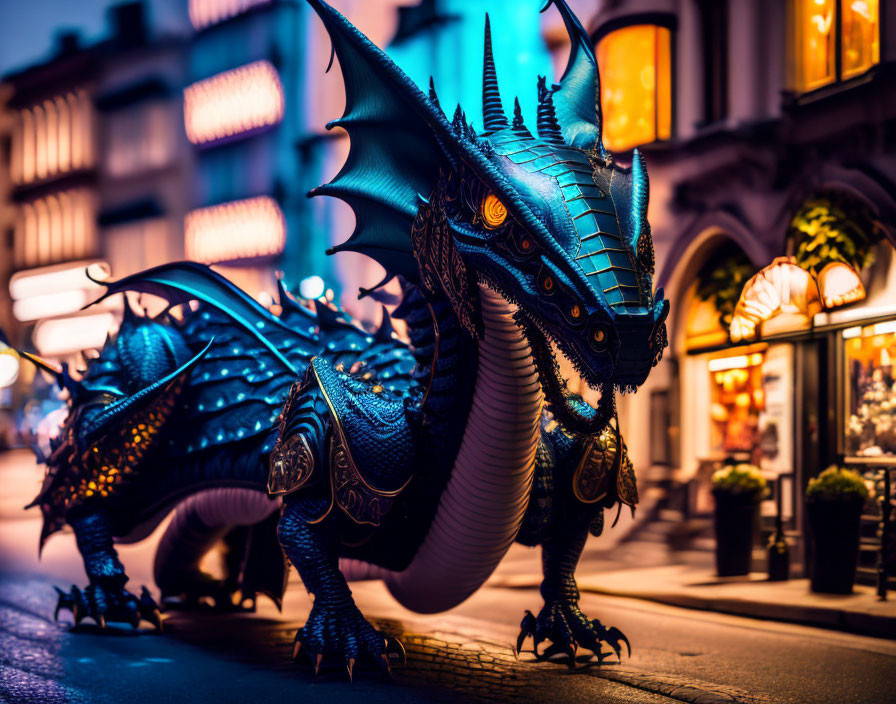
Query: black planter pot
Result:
<box><xmin>807</xmin><ymin>497</ymin><xmax>864</xmax><ymax>594</ymax></box>
<box><xmin>713</xmin><ymin>492</ymin><xmax>759</xmax><ymax>577</ymax></box>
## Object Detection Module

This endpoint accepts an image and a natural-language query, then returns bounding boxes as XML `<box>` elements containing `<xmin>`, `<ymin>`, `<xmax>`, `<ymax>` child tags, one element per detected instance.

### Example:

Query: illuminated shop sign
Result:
<box><xmin>184</xmin><ymin>61</ymin><xmax>284</xmax><ymax>145</ymax></box>
<box><xmin>189</xmin><ymin>0</ymin><xmax>272</xmax><ymax>30</ymax></box>
<box><xmin>9</xmin><ymin>262</ymin><xmax>110</xmax><ymax>322</ymax></box>
<box><xmin>185</xmin><ymin>196</ymin><xmax>285</xmax><ymax>263</ymax></box>
<box><xmin>33</xmin><ymin>312</ymin><xmax>118</xmax><ymax>357</ymax></box>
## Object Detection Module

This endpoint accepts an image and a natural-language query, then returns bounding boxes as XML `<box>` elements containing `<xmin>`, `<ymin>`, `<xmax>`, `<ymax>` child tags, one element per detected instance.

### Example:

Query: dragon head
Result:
<box><xmin>310</xmin><ymin>0</ymin><xmax>668</xmax><ymax>434</ymax></box>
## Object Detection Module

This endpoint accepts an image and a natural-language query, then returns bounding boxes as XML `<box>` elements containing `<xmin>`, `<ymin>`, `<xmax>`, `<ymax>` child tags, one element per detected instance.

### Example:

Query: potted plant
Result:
<box><xmin>711</xmin><ymin>463</ymin><xmax>768</xmax><ymax>576</ymax></box>
<box><xmin>806</xmin><ymin>465</ymin><xmax>869</xmax><ymax>594</ymax></box>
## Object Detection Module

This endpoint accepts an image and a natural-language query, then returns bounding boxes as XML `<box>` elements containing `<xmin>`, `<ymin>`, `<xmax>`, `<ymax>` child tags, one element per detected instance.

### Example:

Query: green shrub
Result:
<box><xmin>806</xmin><ymin>466</ymin><xmax>869</xmax><ymax>503</ymax></box>
<box><xmin>711</xmin><ymin>463</ymin><xmax>768</xmax><ymax>501</ymax></box>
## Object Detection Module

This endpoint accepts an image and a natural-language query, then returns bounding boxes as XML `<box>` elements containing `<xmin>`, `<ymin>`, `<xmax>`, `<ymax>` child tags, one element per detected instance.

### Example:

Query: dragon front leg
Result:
<box><xmin>278</xmin><ymin>498</ymin><xmax>399</xmax><ymax>680</ymax></box>
<box><xmin>517</xmin><ymin>518</ymin><xmax>630</xmax><ymax>668</ymax></box>
<box><xmin>56</xmin><ymin>509</ymin><xmax>162</xmax><ymax>630</ymax></box>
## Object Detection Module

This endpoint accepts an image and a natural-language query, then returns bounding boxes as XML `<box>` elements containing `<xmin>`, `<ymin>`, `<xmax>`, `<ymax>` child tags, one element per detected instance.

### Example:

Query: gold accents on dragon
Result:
<box><xmin>572</xmin><ymin>422</ymin><xmax>638</xmax><ymax>509</ymax></box>
<box><xmin>329</xmin><ymin>435</ymin><xmax>406</xmax><ymax>527</ymax></box>
<box><xmin>268</xmin><ymin>433</ymin><xmax>315</xmax><ymax>496</ymax></box>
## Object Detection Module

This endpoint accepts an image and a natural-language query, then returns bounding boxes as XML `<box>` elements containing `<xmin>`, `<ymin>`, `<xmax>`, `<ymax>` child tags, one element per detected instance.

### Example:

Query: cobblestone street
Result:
<box><xmin>1</xmin><ymin>451</ymin><xmax>894</xmax><ymax>704</ymax></box>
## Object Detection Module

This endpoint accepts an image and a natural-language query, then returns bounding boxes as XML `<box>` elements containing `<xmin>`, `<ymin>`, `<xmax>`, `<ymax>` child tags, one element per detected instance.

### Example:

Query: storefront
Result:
<box><xmin>672</xmin><ymin>197</ymin><xmax>895</xmax><ymax>577</ymax></box>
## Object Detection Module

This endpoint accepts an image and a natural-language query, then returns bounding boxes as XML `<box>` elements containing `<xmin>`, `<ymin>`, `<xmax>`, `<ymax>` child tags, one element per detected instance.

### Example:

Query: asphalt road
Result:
<box><xmin>1</xmin><ymin>449</ymin><xmax>894</xmax><ymax>704</ymax></box>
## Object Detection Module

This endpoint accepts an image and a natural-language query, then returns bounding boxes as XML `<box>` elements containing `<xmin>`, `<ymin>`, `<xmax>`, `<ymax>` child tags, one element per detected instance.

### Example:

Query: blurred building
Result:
<box><xmin>572</xmin><ymin>0</ymin><xmax>895</xmax><ymax>582</ymax></box>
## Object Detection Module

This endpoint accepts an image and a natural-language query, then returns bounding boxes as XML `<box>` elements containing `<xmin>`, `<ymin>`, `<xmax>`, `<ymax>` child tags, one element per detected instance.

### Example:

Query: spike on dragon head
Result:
<box><xmin>309</xmin><ymin>0</ymin><xmax>668</xmax><ymax>435</ymax></box>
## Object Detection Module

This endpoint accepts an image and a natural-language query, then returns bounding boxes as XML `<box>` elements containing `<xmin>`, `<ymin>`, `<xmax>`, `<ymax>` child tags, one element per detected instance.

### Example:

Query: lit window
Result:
<box><xmin>15</xmin><ymin>190</ymin><xmax>96</xmax><ymax>268</ymax></box>
<box><xmin>189</xmin><ymin>0</ymin><xmax>272</xmax><ymax>31</ymax></box>
<box><xmin>793</xmin><ymin>0</ymin><xmax>879</xmax><ymax>92</ymax></box>
<box><xmin>596</xmin><ymin>25</ymin><xmax>672</xmax><ymax>152</ymax></box>
<box><xmin>185</xmin><ymin>196</ymin><xmax>285</xmax><ymax>263</ymax></box>
<box><xmin>12</xmin><ymin>91</ymin><xmax>93</xmax><ymax>185</ymax></box>
<box><xmin>184</xmin><ymin>61</ymin><xmax>284</xmax><ymax>145</ymax></box>
<box><xmin>844</xmin><ymin>321</ymin><xmax>896</xmax><ymax>457</ymax></box>
<box><xmin>842</xmin><ymin>0</ymin><xmax>879</xmax><ymax>79</ymax></box>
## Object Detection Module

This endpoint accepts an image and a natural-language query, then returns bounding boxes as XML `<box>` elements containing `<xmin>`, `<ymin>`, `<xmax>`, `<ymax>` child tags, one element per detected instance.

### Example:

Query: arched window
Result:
<box><xmin>33</xmin><ymin>104</ymin><xmax>47</xmax><ymax>180</ymax></box>
<box><xmin>596</xmin><ymin>24</ymin><xmax>672</xmax><ymax>152</ymax></box>
<box><xmin>792</xmin><ymin>0</ymin><xmax>879</xmax><ymax>93</ymax></box>
<box><xmin>56</xmin><ymin>96</ymin><xmax>71</xmax><ymax>173</ymax></box>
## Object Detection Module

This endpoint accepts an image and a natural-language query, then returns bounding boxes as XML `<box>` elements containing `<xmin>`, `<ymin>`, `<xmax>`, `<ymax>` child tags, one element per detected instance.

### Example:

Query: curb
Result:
<box><xmin>577</xmin><ymin>585</ymin><xmax>896</xmax><ymax>640</ymax></box>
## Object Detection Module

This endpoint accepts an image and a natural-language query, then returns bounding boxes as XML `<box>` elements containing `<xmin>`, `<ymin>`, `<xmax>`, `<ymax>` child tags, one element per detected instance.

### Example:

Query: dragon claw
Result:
<box><xmin>52</xmin><ymin>581</ymin><xmax>162</xmax><ymax>630</ymax></box>
<box><xmin>292</xmin><ymin>603</ymin><xmax>398</xmax><ymax>680</ymax></box>
<box><xmin>516</xmin><ymin>610</ymin><xmax>537</xmax><ymax>654</ymax></box>
<box><xmin>518</xmin><ymin>603</ymin><xmax>632</xmax><ymax>668</ymax></box>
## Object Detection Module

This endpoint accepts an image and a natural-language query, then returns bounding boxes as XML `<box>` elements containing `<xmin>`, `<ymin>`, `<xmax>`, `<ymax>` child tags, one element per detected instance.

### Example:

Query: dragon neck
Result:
<box><xmin>383</xmin><ymin>283</ymin><xmax>544</xmax><ymax>613</ymax></box>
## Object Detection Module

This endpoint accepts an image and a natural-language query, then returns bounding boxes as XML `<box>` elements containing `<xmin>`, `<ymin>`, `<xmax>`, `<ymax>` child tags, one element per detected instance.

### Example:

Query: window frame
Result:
<box><xmin>590</xmin><ymin>12</ymin><xmax>678</xmax><ymax>152</ymax></box>
<box><xmin>790</xmin><ymin>0</ymin><xmax>882</xmax><ymax>96</ymax></box>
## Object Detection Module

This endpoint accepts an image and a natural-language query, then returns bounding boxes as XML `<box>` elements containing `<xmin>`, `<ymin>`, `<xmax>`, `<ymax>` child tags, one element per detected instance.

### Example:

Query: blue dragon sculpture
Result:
<box><xmin>21</xmin><ymin>0</ymin><xmax>667</xmax><ymax>677</ymax></box>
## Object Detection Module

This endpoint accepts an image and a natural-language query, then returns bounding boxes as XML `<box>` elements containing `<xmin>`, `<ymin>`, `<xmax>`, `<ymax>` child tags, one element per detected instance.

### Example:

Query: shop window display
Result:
<box><xmin>845</xmin><ymin>321</ymin><xmax>896</xmax><ymax>457</ymax></box>
<box><xmin>708</xmin><ymin>352</ymin><xmax>765</xmax><ymax>456</ymax></box>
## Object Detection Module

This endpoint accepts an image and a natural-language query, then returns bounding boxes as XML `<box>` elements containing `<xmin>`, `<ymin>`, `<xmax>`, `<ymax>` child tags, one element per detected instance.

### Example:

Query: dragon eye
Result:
<box><xmin>481</xmin><ymin>193</ymin><xmax>507</xmax><ymax>229</ymax></box>
<box><xmin>570</xmin><ymin>305</ymin><xmax>582</xmax><ymax>319</ymax></box>
<box><xmin>593</xmin><ymin>327</ymin><xmax>606</xmax><ymax>343</ymax></box>
<box><xmin>520</xmin><ymin>238</ymin><xmax>532</xmax><ymax>251</ymax></box>
<box><xmin>542</xmin><ymin>276</ymin><xmax>554</xmax><ymax>292</ymax></box>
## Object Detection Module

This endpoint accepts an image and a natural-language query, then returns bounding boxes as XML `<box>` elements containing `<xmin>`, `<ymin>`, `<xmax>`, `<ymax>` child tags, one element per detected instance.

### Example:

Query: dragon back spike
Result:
<box><xmin>511</xmin><ymin>97</ymin><xmax>532</xmax><ymax>138</ymax></box>
<box><xmin>536</xmin><ymin>76</ymin><xmax>564</xmax><ymax>146</ymax></box>
<box><xmin>428</xmin><ymin>76</ymin><xmax>441</xmax><ymax>112</ymax></box>
<box><xmin>481</xmin><ymin>14</ymin><xmax>508</xmax><ymax>133</ymax></box>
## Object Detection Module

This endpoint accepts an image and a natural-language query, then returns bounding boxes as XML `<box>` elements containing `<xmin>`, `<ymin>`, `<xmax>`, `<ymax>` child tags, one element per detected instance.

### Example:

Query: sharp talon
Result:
<box><xmin>96</xmin><ymin>615</ymin><xmax>106</xmax><ymax>629</ymax></box>
<box><xmin>314</xmin><ymin>653</ymin><xmax>323</xmax><ymax>675</ymax></box>
<box><xmin>149</xmin><ymin>609</ymin><xmax>163</xmax><ymax>631</ymax></box>
<box><xmin>379</xmin><ymin>654</ymin><xmax>392</xmax><ymax>679</ymax></box>
<box><xmin>292</xmin><ymin>638</ymin><xmax>302</xmax><ymax>661</ymax></box>
<box><xmin>72</xmin><ymin>604</ymin><xmax>82</xmax><ymax>624</ymax></box>
<box><xmin>346</xmin><ymin>658</ymin><xmax>355</xmax><ymax>682</ymax></box>
<box><xmin>566</xmin><ymin>644</ymin><xmax>577</xmax><ymax>671</ymax></box>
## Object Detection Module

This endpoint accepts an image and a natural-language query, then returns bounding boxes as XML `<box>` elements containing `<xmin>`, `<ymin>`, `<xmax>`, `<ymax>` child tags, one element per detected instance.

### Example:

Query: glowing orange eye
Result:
<box><xmin>570</xmin><ymin>305</ymin><xmax>582</xmax><ymax>318</ymax></box>
<box><xmin>593</xmin><ymin>328</ymin><xmax>606</xmax><ymax>343</ymax></box>
<box><xmin>481</xmin><ymin>193</ymin><xmax>507</xmax><ymax>229</ymax></box>
<box><xmin>542</xmin><ymin>276</ymin><xmax>554</xmax><ymax>291</ymax></box>
<box><xmin>520</xmin><ymin>239</ymin><xmax>532</xmax><ymax>251</ymax></box>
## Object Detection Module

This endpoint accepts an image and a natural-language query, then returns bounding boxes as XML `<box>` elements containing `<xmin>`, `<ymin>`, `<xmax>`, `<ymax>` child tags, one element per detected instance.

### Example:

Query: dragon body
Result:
<box><xmin>22</xmin><ymin>0</ymin><xmax>667</xmax><ymax>675</ymax></box>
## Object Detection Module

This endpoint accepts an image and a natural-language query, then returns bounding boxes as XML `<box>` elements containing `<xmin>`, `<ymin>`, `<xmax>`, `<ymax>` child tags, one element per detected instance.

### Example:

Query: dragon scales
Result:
<box><xmin>14</xmin><ymin>0</ymin><xmax>668</xmax><ymax>678</ymax></box>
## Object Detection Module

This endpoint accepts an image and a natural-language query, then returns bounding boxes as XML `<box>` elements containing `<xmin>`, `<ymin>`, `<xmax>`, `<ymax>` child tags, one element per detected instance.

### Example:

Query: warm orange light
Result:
<box><xmin>729</xmin><ymin>257</ymin><xmax>822</xmax><ymax>342</ymax></box>
<box><xmin>184</xmin><ymin>61</ymin><xmax>284</xmax><ymax>145</ymax></box>
<box><xmin>842</xmin><ymin>0</ymin><xmax>879</xmax><ymax>79</ymax></box>
<box><xmin>596</xmin><ymin>25</ymin><xmax>671</xmax><ymax>152</ymax></box>
<box><xmin>817</xmin><ymin>261</ymin><xmax>866</xmax><ymax>308</ymax></box>
<box><xmin>189</xmin><ymin>0</ymin><xmax>271</xmax><ymax>30</ymax></box>
<box><xmin>794</xmin><ymin>0</ymin><xmax>835</xmax><ymax>91</ymax></box>
<box><xmin>185</xmin><ymin>196</ymin><xmax>286</xmax><ymax>263</ymax></box>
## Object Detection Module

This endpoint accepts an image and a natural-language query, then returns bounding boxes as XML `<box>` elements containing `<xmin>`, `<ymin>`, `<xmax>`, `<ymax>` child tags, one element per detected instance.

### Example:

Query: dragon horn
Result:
<box><xmin>544</xmin><ymin>0</ymin><xmax>604</xmax><ymax>153</ymax></box>
<box><xmin>481</xmin><ymin>14</ymin><xmax>508</xmax><ymax>132</ymax></box>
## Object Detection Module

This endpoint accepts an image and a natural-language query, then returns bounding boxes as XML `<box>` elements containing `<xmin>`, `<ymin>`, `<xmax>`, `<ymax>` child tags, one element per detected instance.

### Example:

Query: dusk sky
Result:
<box><xmin>0</xmin><ymin>0</ymin><xmax>187</xmax><ymax>75</ymax></box>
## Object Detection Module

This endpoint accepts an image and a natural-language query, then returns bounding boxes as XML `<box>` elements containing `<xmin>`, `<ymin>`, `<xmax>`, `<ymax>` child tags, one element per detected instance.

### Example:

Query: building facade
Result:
<box><xmin>575</xmin><ymin>0</ymin><xmax>895</xmax><ymax>580</ymax></box>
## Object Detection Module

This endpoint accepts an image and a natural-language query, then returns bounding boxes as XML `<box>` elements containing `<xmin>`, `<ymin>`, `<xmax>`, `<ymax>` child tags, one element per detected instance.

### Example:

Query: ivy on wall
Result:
<box><xmin>695</xmin><ymin>244</ymin><xmax>756</xmax><ymax>331</ymax></box>
<box><xmin>789</xmin><ymin>192</ymin><xmax>880</xmax><ymax>274</ymax></box>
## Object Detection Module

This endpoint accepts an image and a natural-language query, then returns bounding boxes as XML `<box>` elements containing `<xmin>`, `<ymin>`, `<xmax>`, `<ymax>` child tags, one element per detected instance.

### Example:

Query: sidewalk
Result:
<box><xmin>494</xmin><ymin>558</ymin><xmax>896</xmax><ymax>640</ymax></box>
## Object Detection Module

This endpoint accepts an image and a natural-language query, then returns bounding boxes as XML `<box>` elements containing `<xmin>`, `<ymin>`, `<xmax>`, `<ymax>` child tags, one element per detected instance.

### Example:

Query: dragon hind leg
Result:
<box><xmin>516</xmin><ymin>523</ymin><xmax>631</xmax><ymax>668</ymax></box>
<box><xmin>278</xmin><ymin>497</ymin><xmax>401</xmax><ymax>679</ymax></box>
